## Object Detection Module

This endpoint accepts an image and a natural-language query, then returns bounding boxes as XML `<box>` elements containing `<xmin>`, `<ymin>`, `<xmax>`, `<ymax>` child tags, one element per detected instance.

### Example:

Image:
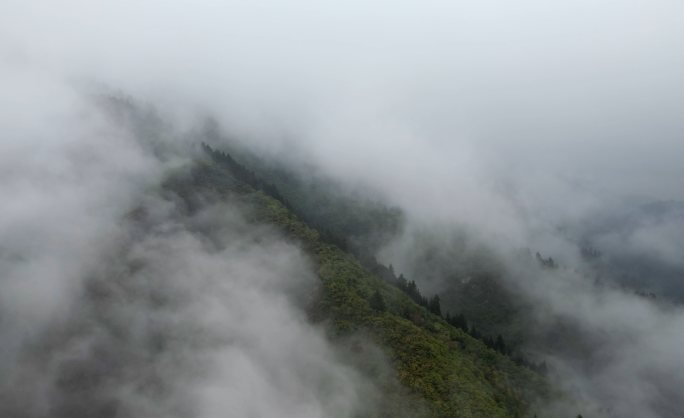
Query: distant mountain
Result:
<box><xmin>570</xmin><ymin>199</ymin><xmax>684</xmax><ymax>302</ymax></box>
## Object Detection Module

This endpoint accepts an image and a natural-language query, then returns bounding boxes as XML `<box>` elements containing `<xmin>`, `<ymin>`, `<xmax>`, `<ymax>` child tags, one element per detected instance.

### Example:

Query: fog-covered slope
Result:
<box><xmin>563</xmin><ymin>200</ymin><xmax>684</xmax><ymax>302</ymax></box>
<box><xmin>4</xmin><ymin>92</ymin><xmax>684</xmax><ymax>418</ymax></box>
<box><xmin>0</xmin><ymin>98</ymin><xmax>564</xmax><ymax>418</ymax></box>
<box><xmin>202</xmin><ymin>112</ymin><xmax>684</xmax><ymax>418</ymax></box>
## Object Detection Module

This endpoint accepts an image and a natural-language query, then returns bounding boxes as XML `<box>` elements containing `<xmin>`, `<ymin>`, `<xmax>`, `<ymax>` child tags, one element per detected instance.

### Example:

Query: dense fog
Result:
<box><xmin>2</xmin><ymin>1</ymin><xmax>684</xmax><ymax>417</ymax></box>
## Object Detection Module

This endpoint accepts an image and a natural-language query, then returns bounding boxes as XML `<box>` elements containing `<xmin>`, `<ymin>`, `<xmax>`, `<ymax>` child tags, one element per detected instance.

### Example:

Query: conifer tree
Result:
<box><xmin>456</xmin><ymin>313</ymin><xmax>468</xmax><ymax>333</ymax></box>
<box><xmin>396</xmin><ymin>274</ymin><xmax>408</xmax><ymax>292</ymax></box>
<box><xmin>428</xmin><ymin>295</ymin><xmax>442</xmax><ymax>317</ymax></box>
<box><xmin>407</xmin><ymin>280</ymin><xmax>419</xmax><ymax>300</ymax></box>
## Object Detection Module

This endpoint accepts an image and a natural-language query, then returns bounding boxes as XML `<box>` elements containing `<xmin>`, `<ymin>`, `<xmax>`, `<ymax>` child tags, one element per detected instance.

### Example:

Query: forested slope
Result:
<box><xmin>198</xmin><ymin>139</ymin><xmax>545</xmax><ymax>363</ymax></box>
<box><xmin>161</xmin><ymin>148</ymin><xmax>563</xmax><ymax>418</ymax></box>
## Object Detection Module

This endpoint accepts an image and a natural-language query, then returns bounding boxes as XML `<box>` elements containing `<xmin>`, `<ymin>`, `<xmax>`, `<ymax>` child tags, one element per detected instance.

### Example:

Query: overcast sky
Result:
<box><xmin>3</xmin><ymin>0</ymin><xmax>684</xmax><ymax>204</ymax></box>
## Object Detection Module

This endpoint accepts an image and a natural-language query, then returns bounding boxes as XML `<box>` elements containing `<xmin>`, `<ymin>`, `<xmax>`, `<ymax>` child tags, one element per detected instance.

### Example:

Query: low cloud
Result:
<box><xmin>0</xmin><ymin>91</ymin><xmax>388</xmax><ymax>417</ymax></box>
<box><xmin>2</xmin><ymin>1</ymin><xmax>684</xmax><ymax>416</ymax></box>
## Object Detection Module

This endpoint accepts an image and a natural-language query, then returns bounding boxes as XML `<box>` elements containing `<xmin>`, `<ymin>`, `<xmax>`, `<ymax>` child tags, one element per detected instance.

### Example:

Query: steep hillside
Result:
<box><xmin>198</xmin><ymin>137</ymin><xmax>535</xmax><ymax>354</ymax></box>
<box><xmin>161</xmin><ymin>147</ymin><xmax>564</xmax><ymax>418</ymax></box>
